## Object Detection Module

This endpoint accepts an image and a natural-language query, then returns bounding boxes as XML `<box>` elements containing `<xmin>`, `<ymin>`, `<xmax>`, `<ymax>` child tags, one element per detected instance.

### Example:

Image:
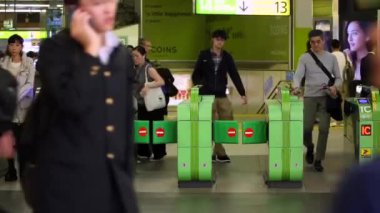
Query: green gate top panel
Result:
<box><xmin>134</xmin><ymin>120</ymin><xmax>150</xmax><ymax>144</ymax></box>
<box><xmin>290</xmin><ymin>101</ymin><xmax>303</xmax><ymax>121</ymax></box>
<box><xmin>199</xmin><ymin>101</ymin><xmax>213</xmax><ymax>121</ymax></box>
<box><xmin>191</xmin><ymin>87</ymin><xmax>200</xmax><ymax>105</ymax></box>
<box><xmin>178</xmin><ymin>102</ymin><xmax>191</xmax><ymax>121</ymax></box>
<box><xmin>153</xmin><ymin>121</ymin><xmax>178</xmax><ymax>144</ymax></box>
<box><xmin>278</xmin><ymin>87</ymin><xmax>290</xmax><ymax>104</ymax></box>
<box><xmin>201</xmin><ymin>95</ymin><xmax>215</xmax><ymax>103</ymax></box>
<box><xmin>266</xmin><ymin>100</ymin><xmax>282</xmax><ymax>121</ymax></box>
<box><xmin>214</xmin><ymin>120</ymin><xmax>239</xmax><ymax>144</ymax></box>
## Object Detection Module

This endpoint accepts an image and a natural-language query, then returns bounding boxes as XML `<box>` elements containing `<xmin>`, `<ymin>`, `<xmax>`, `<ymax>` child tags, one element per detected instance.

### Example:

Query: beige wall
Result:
<box><xmin>228</xmin><ymin>71</ymin><xmax>287</xmax><ymax>115</ymax></box>
<box><xmin>169</xmin><ymin>70</ymin><xmax>287</xmax><ymax>116</ymax></box>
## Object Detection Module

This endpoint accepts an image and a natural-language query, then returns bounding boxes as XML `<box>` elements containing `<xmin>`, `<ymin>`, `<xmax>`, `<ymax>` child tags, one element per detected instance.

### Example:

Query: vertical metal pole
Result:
<box><xmin>289</xmin><ymin>0</ymin><xmax>294</xmax><ymax>71</ymax></box>
<box><xmin>139</xmin><ymin>0</ymin><xmax>143</xmax><ymax>38</ymax></box>
<box><xmin>13</xmin><ymin>0</ymin><xmax>16</xmax><ymax>29</ymax></box>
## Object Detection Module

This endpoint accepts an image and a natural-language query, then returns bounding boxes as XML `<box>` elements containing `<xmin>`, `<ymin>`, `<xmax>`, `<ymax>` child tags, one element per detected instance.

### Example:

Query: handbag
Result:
<box><xmin>308</xmin><ymin>51</ymin><xmax>343</xmax><ymax>121</ymax></box>
<box><xmin>143</xmin><ymin>65</ymin><xmax>166</xmax><ymax>111</ymax></box>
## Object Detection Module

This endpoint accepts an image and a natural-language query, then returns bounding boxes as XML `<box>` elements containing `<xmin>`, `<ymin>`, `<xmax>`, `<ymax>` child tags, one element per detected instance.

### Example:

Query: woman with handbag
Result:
<box><xmin>132</xmin><ymin>46</ymin><xmax>166</xmax><ymax>161</ymax></box>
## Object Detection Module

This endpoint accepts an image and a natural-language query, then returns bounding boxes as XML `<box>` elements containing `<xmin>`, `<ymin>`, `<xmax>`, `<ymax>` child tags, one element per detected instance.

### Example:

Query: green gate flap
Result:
<box><xmin>153</xmin><ymin>121</ymin><xmax>178</xmax><ymax>144</ymax></box>
<box><xmin>134</xmin><ymin>120</ymin><xmax>150</xmax><ymax>144</ymax></box>
<box><xmin>213</xmin><ymin>120</ymin><xmax>239</xmax><ymax>144</ymax></box>
<box><xmin>242</xmin><ymin>120</ymin><xmax>267</xmax><ymax>144</ymax></box>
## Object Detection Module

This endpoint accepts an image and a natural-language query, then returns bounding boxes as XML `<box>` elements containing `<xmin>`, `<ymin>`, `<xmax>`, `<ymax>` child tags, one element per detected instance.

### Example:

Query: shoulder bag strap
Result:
<box><xmin>144</xmin><ymin>64</ymin><xmax>150</xmax><ymax>83</ymax></box>
<box><xmin>308</xmin><ymin>51</ymin><xmax>334</xmax><ymax>82</ymax></box>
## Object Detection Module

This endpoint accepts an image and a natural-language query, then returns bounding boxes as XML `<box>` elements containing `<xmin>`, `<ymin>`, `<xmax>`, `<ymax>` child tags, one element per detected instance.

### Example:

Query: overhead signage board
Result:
<box><xmin>142</xmin><ymin>0</ymin><xmax>290</xmax><ymax>63</ymax></box>
<box><xmin>194</xmin><ymin>0</ymin><xmax>291</xmax><ymax>16</ymax></box>
<box><xmin>0</xmin><ymin>31</ymin><xmax>47</xmax><ymax>39</ymax></box>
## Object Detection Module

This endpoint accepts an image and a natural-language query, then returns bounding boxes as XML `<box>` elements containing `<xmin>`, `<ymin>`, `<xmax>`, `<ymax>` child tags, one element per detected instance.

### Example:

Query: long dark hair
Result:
<box><xmin>132</xmin><ymin>46</ymin><xmax>147</xmax><ymax>56</ymax></box>
<box><xmin>344</xmin><ymin>21</ymin><xmax>371</xmax><ymax>69</ymax></box>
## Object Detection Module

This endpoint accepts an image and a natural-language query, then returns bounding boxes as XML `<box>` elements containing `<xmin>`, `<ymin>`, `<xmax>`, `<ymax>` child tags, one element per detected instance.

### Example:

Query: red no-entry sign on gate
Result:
<box><xmin>245</xmin><ymin>128</ymin><xmax>254</xmax><ymax>138</ymax></box>
<box><xmin>138</xmin><ymin>127</ymin><xmax>147</xmax><ymax>137</ymax></box>
<box><xmin>227</xmin><ymin>128</ymin><xmax>236</xmax><ymax>137</ymax></box>
<box><xmin>156</xmin><ymin>128</ymin><xmax>165</xmax><ymax>137</ymax></box>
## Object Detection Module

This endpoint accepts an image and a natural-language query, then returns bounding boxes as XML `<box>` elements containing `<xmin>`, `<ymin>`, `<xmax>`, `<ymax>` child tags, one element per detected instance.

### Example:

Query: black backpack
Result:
<box><xmin>156</xmin><ymin>67</ymin><xmax>178</xmax><ymax>97</ymax></box>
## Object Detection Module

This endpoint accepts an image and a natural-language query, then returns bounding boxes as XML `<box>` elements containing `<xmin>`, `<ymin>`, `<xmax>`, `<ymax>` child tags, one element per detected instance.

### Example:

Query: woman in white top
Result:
<box><xmin>0</xmin><ymin>34</ymin><xmax>35</xmax><ymax>182</ymax></box>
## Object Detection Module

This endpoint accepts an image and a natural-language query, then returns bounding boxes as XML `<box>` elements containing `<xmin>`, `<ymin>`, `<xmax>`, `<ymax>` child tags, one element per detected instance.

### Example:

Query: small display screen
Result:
<box><xmin>358</xmin><ymin>99</ymin><xmax>369</xmax><ymax>104</ymax></box>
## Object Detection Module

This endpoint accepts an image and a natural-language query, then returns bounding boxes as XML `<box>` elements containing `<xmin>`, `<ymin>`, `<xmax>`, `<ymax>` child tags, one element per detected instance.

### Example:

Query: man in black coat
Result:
<box><xmin>332</xmin><ymin>158</ymin><xmax>380</xmax><ymax>213</ymax></box>
<box><xmin>0</xmin><ymin>68</ymin><xmax>17</xmax><ymax>158</ymax></box>
<box><xmin>18</xmin><ymin>0</ymin><xmax>138</xmax><ymax>212</ymax></box>
<box><xmin>192</xmin><ymin>29</ymin><xmax>247</xmax><ymax>163</ymax></box>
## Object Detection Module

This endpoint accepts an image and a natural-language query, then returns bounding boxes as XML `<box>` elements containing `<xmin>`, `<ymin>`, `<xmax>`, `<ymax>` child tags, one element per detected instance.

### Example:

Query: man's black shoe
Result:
<box><xmin>4</xmin><ymin>170</ymin><xmax>17</xmax><ymax>182</ymax></box>
<box><xmin>150</xmin><ymin>154</ymin><xmax>166</xmax><ymax>161</ymax></box>
<box><xmin>314</xmin><ymin>160</ymin><xmax>324</xmax><ymax>172</ymax></box>
<box><xmin>306</xmin><ymin>149</ymin><xmax>314</xmax><ymax>164</ymax></box>
<box><xmin>216</xmin><ymin>155</ymin><xmax>231</xmax><ymax>163</ymax></box>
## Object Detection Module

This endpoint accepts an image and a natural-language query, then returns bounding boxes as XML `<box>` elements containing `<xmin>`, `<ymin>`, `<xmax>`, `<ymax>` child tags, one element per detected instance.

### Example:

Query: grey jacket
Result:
<box><xmin>0</xmin><ymin>54</ymin><xmax>35</xmax><ymax>123</ymax></box>
<box><xmin>293</xmin><ymin>51</ymin><xmax>342</xmax><ymax>97</ymax></box>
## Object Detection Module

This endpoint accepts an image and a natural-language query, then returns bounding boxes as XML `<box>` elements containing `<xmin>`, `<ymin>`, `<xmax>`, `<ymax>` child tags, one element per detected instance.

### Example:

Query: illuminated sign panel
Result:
<box><xmin>361</xmin><ymin>125</ymin><xmax>372</xmax><ymax>136</ymax></box>
<box><xmin>0</xmin><ymin>31</ymin><xmax>47</xmax><ymax>39</ymax></box>
<box><xmin>195</xmin><ymin>0</ymin><xmax>291</xmax><ymax>16</ymax></box>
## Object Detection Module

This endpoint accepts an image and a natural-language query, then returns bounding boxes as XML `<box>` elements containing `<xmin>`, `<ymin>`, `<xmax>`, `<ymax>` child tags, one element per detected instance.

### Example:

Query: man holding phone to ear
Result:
<box><xmin>18</xmin><ymin>0</ymin><xmax>139</xmax><ymax>212</ymax></box>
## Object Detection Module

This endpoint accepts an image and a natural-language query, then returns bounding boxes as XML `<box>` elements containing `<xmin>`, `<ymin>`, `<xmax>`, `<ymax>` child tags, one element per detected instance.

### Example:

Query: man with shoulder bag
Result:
<box><xmin>292</xmin><ymin>30</ymin><xmax>342</xmax><ymax>172</ymax></box>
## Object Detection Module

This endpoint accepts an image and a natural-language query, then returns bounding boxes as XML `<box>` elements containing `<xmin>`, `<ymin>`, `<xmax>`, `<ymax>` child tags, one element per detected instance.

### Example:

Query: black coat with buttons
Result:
<box><xmin>21</xmin><ymin>30</ymin><xmax>138</xmax><ymax>213</ymax></box>
<box><xmin>0</xmin><ymin>68</ymin><xmax>17</xmax><ymax>135</ymax></box>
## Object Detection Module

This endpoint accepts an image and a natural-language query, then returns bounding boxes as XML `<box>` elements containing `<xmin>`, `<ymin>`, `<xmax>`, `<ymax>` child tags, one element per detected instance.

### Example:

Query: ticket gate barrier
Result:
<box><xmin>344</xmin><ymin>90</ymin><xmax>380</xmax><ymax>164</ymax></box>
<box><xmin>265</xmin><ymin>86</ymin><xmax>303</xmax><ymax>188</ymax></box>
<box><xmin>133</xmin><ymin>86</ymin><xmax>304</xmax><ymax>188</ymax></box>
<box><xmin>175</xmin><ymin>87</ymin><xmax>267</xmax><ymax>187</ymax></box>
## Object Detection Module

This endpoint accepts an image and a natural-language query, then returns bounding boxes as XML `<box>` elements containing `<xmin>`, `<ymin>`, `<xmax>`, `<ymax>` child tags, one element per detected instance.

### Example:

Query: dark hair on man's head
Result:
<box><xmin>133</xmin><ymin>46</ymin><xmax>147</xmax><ymax>56</ymax></box>
<box><xmin>26</xmin><ymin>51</ymin><xmax>35</xmax><ymax>58</ymax></box>
<box><xmin>8</xmin><ymin>34</ymin><xmax>23</xmax><ymax>45</ymax></box>
<box><xmin>331</xmin><ymin>39</ymin><xmax>341</xmax><ymax>49</ymax></box>
<box><xmin>138</xmin><ymin>38</ymin><xmax>150</xmax><ymax>46</ymax></box>
<box><xmin>212</xmin><ymin>29</ymin><xmax>228</xmax><ymax>40</ymax></box>
<box><xmin>308</xmin><ymin>30</ymin><xmax>324</xmax><ymax>40</ymax></box>
<box><xmin>64</xmin><ymin>0</ymin><xmax>78</xmax><ymax>5</ymax></box>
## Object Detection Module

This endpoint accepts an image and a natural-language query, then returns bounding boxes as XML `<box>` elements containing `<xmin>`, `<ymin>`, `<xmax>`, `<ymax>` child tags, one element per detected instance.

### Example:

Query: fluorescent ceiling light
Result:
<box><xmin>0</xmin><ymin>9</ymin><xmax>47</xmax><ymax>13</ymax></box>
<box><xmin>0</xmin><ymin>4</ymin><xmax>62</xmax><ymax>8</ymax></box>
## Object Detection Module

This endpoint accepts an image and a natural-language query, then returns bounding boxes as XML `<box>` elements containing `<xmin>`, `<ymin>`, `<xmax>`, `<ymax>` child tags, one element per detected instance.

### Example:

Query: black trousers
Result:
<box><xmin>137</xmin><ymin>105</ymin><xmax>166</xmax><ymax>158</ymax></box>
<box><xmin>7</xmin><ymin>123</ymin><xmax>24</xmax><ymax>173</ymax></box>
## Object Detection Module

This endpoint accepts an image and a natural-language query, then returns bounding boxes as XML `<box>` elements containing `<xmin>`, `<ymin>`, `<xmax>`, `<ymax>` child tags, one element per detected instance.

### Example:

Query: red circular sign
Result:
<box><xmin>227</xmin><ymin>128</ymin><xmax>236</xmax><ymax>137</ymax></box>
<box><xmin>245</xmin><ymin>128</ymin><xmax>254</xmax><ymax>138</ymax></box>
<box><xmin>138</xmin><ymin>127</ymin><xmax>147</xmax><ymax>137</ymax></box>
<box><xmin>156</xmin><ymin>128</ymin><xmax>165</xmax><ymax>138</ymax></box>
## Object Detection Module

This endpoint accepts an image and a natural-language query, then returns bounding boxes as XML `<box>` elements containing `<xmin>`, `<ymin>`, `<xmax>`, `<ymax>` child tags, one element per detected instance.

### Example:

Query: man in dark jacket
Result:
<box><xmin>18</xmin><ymin>0</ymin><xmax>138</xmax><ymax>212</ymax></box>
<box><xmin>0</xmin><ymin>68</ymin><xmax>17</xmax><ymax>158</ymax></box>
<box><xmin>332</xmin><ymin>158</ymin><xmax>380</xmax><ymax>213</ymax></box>
<box><xmin>192</xmin><ymin>29</ymin><xmax>247</xmax><ymax>163</ymax></box>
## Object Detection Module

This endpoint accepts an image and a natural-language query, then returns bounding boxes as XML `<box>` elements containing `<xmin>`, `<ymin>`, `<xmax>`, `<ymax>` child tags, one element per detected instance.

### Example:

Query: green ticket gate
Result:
<box><xmin>133</xmin><ymin>86</ymin><xmax>301</xmax><ymax>188</ymax></box>
<box><xmin>177</xmin><ymin>87</ymin><xmax>215</xmax><ymax>187</ymax></box>
<box><xmin>344</xmin><ymin>90</ymin><xmax>380</xmax><ymax>164</ymax></box>
<box><xmin>265</xmin><ymin>87</ymin><xmax>303</xmax><ymax>188</ymax></box>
